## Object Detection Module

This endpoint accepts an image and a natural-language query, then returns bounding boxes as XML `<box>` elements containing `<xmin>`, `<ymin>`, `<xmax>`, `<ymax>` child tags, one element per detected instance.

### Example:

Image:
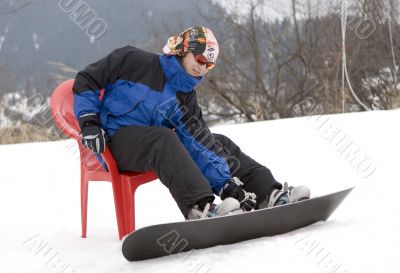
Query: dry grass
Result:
<box><xmin>0</xmin><ymin>123</ymin><xmax>65</xmax><ymax>145</ymax></box>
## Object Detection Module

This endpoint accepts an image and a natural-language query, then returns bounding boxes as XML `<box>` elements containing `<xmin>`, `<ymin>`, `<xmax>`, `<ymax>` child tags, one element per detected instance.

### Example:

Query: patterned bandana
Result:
<box><xmin>162</xmin><ymin>26</ymin><xmax>219</xmax><ymax>70</ymax></box>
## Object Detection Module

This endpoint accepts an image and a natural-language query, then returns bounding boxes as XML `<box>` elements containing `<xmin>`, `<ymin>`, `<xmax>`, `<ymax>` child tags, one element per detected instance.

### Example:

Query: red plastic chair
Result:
<box><xmin>50</xmin><ymin>79</ymin><xmax>157</xmax><ymax>240</ymax></box>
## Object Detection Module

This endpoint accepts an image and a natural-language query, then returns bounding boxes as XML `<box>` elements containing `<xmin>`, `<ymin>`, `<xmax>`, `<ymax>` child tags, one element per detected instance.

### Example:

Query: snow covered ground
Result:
<box><xmin>1</xmin><ymin>109</ymin><xmax>399</xmax><ymax>273</ymax></box>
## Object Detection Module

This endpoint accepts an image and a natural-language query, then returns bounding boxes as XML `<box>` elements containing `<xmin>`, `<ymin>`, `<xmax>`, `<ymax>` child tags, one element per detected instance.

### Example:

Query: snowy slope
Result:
<box><xmin>0</xmin><ymin>109</ymin><xmax>399</xmax><ymax>273</ymax></box>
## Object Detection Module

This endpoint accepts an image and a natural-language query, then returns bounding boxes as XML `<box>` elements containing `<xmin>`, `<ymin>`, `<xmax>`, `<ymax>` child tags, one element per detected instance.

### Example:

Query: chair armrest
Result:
<box><xmin>101</xmin><ymin>146</ymin><xmax>120</xmax><ymax>175</ymax></box>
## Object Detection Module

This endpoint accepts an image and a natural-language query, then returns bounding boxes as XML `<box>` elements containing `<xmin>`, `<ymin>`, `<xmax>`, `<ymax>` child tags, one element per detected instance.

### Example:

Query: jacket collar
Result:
<box><xmin>159</xmin><ymin>55</ymin><xmax>203</xmax><ymax>92</ymax></box>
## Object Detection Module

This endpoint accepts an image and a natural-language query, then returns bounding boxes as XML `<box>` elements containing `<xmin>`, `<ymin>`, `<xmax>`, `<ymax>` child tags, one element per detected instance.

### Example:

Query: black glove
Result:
<box><xmin>81</xmin><ymin>126</ymin><xmax>108</xmax><ymax>153</ymax></box>
<box><xmin>219</xmin><ymin>178</ymin><xmax>257</xmax><ymax>211</ymax></box>
<box><xmin>78</xmin><ymin>113</ymin><xmax>109</xmax><ymax>154</ymax></box>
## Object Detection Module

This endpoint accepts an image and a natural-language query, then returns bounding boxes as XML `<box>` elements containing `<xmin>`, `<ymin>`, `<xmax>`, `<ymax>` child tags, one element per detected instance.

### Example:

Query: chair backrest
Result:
<box><xmin>51</xmin><ymin>79</ymin><xmax>106</xmax><ymax>171</ymax></box>
<box><xmin>50</xmin><ymin>79</ymin><xmax>80</xmax><ymax>140</ymax></box>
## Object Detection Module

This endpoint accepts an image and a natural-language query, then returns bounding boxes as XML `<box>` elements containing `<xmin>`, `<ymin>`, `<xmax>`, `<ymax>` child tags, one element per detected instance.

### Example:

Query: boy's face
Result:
<box><xmin>181</xmin><ymin>52</ymin><xmax>209</xmax><ymax>78</ymax></box>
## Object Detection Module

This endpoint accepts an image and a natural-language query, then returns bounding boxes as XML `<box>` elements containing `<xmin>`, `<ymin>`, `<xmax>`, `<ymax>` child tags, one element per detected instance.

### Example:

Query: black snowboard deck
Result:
<box><xmin>122</xmin><ymin>187</ymin><xmax>353</xmax><ymax>261</ymax></box>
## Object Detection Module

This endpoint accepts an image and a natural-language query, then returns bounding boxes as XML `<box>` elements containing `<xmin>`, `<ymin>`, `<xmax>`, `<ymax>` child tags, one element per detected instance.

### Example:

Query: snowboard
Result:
<box><xmin>122</xmin><ymin>187</ymin><xmax>353</xmax><ymax>261</ymax></box>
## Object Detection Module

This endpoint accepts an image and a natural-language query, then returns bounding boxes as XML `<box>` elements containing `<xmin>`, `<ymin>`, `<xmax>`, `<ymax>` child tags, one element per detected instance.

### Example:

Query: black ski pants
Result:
<box><xmin>109</xmin><ymin>126</ymin><xmax>282</xmax><ymax>217</ymax></box>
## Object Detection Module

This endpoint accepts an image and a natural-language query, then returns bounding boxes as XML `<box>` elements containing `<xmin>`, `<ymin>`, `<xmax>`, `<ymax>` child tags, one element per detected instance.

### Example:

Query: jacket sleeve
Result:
<box><xmin>72</xmin><ymin>45</ymin><xmax>143</xmax><ymax>127</ymax></box>
<box><xmin>173</xmin><ymin>90</ymin><xmax>232</xmax><ymax>194</ymax></box>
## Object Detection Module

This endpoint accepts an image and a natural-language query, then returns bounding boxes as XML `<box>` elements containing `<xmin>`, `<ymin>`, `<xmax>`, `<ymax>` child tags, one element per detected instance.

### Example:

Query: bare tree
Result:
<box><xmin>191</xmin><ymin>0</ymin><xmax>400</xmax><ymax>124</ymax></box>
<box><xmin>195</xmin><ymin>0</ymin><xmax>334</xmax><ymax>121</ymax></box>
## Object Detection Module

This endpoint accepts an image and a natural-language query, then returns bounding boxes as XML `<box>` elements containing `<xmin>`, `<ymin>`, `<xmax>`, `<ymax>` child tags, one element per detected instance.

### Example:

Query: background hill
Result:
<box><xmin>0</xmin><ymin>0</ymin><xmax>220</xmax><ymax>95</ymax></box>
<box><xmin>0</xmin><ymin>0</ymin><xmax>399</xmax><ymax>143</ymax></box>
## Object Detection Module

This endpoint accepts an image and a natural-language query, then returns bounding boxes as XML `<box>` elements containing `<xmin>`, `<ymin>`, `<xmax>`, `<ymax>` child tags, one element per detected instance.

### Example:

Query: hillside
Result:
<box><xmin>0</xmin><ymin>109</ymin><xmax>398</xmax><ymax>272</ymax></box>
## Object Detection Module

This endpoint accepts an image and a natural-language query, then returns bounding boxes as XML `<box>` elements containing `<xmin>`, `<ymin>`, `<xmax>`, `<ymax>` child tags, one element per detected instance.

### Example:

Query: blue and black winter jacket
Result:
<box><xmin>73</xmin><ymin>46</ymin><xmax>231</xmax><ymax>193</ymax></box>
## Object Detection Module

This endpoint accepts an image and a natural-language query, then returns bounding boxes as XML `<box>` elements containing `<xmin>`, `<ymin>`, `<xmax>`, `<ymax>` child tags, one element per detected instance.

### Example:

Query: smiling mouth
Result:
<box><xmin>192</xmin><ymin>68</ymin><xmax>202</xmax><ymax>75</ymax></box>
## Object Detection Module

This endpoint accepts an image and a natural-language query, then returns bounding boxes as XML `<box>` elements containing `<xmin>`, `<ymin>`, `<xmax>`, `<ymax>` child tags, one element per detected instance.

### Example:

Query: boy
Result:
<box><xmin>73</xmin><ymin>26</ymin><xmax>310</xmax><ymax>220</ymax></box>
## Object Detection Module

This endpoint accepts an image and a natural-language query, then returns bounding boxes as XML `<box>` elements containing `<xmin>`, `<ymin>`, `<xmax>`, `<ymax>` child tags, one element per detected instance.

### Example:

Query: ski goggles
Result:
<box><xmin>194</xmin><ymin>53</ymin><xmax>216</xmax><ymax>70</ymax></box>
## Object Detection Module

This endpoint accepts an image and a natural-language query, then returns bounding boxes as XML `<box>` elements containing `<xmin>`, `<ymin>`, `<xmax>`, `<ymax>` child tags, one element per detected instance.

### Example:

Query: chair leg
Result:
<box><xmin>110</xmin><ymin>176</ymin><xmax>127</xmax><ymax>240</ymax></box>
<box><xmin>122</xmin><ymin>179</ymin><xmax>134</xmax><ymax>234</ymax></box>
<box><xmin>130</xmin><ymin>183</ymin><xmax>140</xmax><ymax>234</ymax></box>
<box><xmin>81</xmin><ymin>171</ymin><xmax>88</xmax><ymax>238</ymax></box>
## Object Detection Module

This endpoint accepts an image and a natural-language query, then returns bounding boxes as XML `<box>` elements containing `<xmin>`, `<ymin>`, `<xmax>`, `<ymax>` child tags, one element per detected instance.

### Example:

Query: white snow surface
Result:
<box><xmin>0</xmin><ymin>109</ymin><xmax>399</xmax><ymax>273</ymax></box>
